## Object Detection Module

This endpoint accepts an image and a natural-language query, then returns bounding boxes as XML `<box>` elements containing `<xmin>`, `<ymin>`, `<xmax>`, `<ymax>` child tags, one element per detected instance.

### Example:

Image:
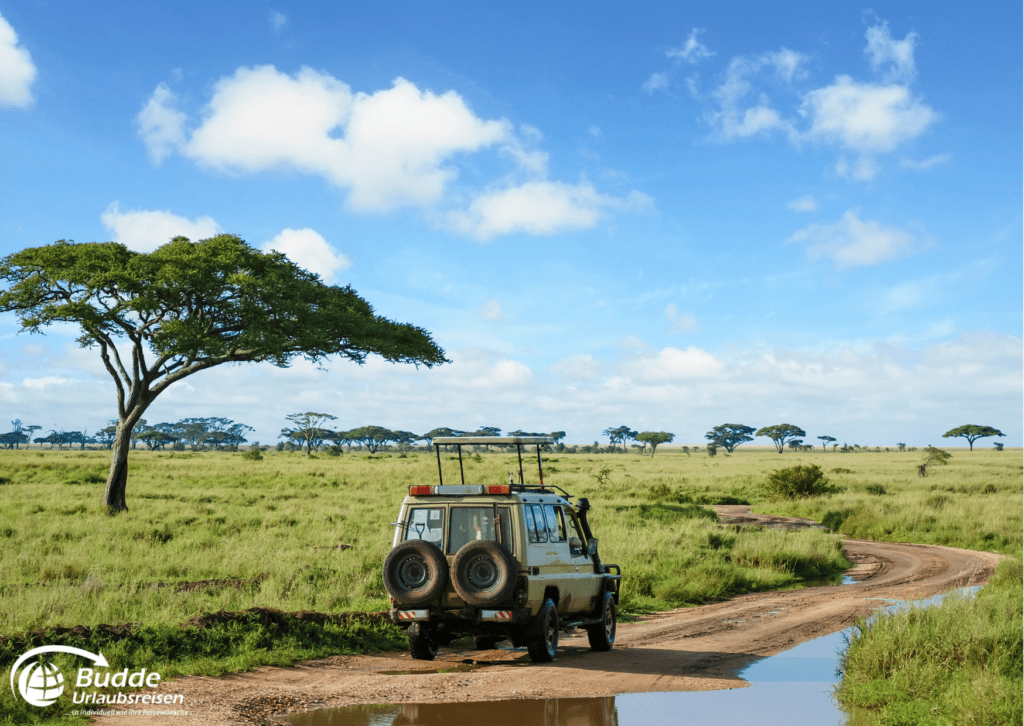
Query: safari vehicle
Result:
<box><xmin>382</xmin><ymin>436</ymin><xmax>621</xmax><ymax>662</ymax></box>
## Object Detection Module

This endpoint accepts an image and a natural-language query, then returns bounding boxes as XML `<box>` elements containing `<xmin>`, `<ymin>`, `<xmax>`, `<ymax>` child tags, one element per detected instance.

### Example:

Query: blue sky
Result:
<box><xmin>0</xmin><ymin>2</ymin><xmax>1020</xmax><ymax>447</ymax></box>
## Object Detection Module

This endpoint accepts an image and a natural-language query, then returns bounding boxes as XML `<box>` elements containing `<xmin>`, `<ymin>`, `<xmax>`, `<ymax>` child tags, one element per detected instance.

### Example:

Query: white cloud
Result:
<box><xmin>642</xmin><ymin>71</ymin><xmax>670</xmax><ymax>95</ymax></box>
<box><xmin>480</xmin><ymin>298</ymin><xmax>510</xmax><ymax>325</ymax></box>
<box><xmin>144</xmin><ymin>67</ymin><xmax>508</xmax><ymax>212</ymax></box>
<box><xmin>702</xmin><ymin>21</ymin><xmax>936</xmax><ymax>180</ymax></box>
<box><xmin>665</xmin><ymin>304</ymin><xmax>698</xmax><ymax>333</ymax></box>
<box><xmin>787</xmin><ymin>209</ymin><xmax>920</xmax><ymax>269</ymax></box>
<box><xmin>667</xmin><ymin>28</ymin><xmax>715</xmax><ymax>64</ymax></box>
<box><xmin>622</xmin><ymin>346</ymin><xmax>724</xmax><ymax>383</ymax></box>
<box><xmin>101</xmin><ymin>203</ymin><xmax>223</xmax><ymax>252</ymax></box>
<box><xmin>588</xmin><ymin>125</ymin><xmax>602</xmax><ymax>138</ymax></box>
<box><xmin>899</xmin><ymin>153</ymin><xmax>951</xmax><ymax>171</ymax></box>
<box><xmin>261</xmin><ymin>228</ymin><xmax>353</xmax><ymax>284</ymax></box>
<box><xmin>448</xmin><ymin>181</ymin><xmax>650</xmax><ymax>242</ymax></box>
<box><xmin>865</xmin><ymin>21</ymin><xmax>917</xmax><ymax>83</ymax></box>
<box><xmin>707</xmin><ymin>53</ymin><xmax>802</xmax><ymax>142</ymax></box>
<box><xmin>136</xmin><ymin>83</ymin><xmax>186</xmax><ymax>164</ymax></box>
<box><xmin>800</xmin><ymin>76</ymin><xmax>937</xmax><ymax>155</ymax></box>
<box><xmin>269</xmin><ymin>10</ymin><xmax>288</xmax><ymax>31</ymax></box>
<box><xmin>549</xmin><ymin>354</ymin><xmax>604</xmax><ymax>381</ymax></box>
<box><xmin>787</xmin><ymin>194</ymin><xmax>818</xmax><ymax>212</ymax></box>
<box><xmin>0</xmin><ymin>12</ymin><xmax>36</xmax><ymax>108</ymax></box>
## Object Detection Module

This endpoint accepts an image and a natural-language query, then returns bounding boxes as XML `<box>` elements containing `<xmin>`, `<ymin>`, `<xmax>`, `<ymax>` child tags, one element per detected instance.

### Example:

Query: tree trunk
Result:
<box><xmin>104</xmin><ymin>425</ymin><xmax>132</xmax><ymax>512</ymax></box>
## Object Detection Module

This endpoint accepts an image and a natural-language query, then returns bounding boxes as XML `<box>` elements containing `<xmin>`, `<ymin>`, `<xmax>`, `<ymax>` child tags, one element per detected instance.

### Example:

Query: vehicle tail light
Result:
<box><xmin>485</xmin><ymin>485</ymin><xmax>511</xmax><ymax>495</ymax></box>
<box><xmin>409</xmin><ymin>485</ymin><xmax>434</xmax><ymax>495</ymax></box>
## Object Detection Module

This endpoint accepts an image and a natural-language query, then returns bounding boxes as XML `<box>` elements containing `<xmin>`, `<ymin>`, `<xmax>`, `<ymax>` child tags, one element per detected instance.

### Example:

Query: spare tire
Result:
<box><xmin>383</xmin><ymin>540</ymin><xmax>449</xmax><ymax>608</ymax></box>
<box><xmin>451</xmin><ymin>540</ymin><xmax>518</xmax><ymax>607</ymax></box>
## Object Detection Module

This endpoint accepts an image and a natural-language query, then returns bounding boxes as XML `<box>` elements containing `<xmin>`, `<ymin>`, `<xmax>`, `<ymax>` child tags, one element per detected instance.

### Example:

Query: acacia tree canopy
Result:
<box><xmin>0</xmin><ymin>235</ymin><xmax>447</xmax><ymax>510</ymax></box>
<box><xmin>635</xmin><ymin>431</ymin><xmax>674</xmax><ymax>457</ymax></box>
<box><xmin>705</xmin><ymin>424</ymin><xmax>755</xmax><ymax>453</ymax></box>
<box><xmin>756</xmin><ymin>424</ymin><xmax>806</xmax><ymax>453</ymax></box>
<box><xmin>941</xmin><ymin>425</ymin><xmax>1004</xmax><ymax>451</ymax></box>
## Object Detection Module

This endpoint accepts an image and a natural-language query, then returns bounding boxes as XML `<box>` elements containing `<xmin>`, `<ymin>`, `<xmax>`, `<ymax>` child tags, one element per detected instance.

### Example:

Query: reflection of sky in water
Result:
<box><xmin>289</xmin><ymin>588</ymin><xmax>981</xmax><ymax>726</ymax></box>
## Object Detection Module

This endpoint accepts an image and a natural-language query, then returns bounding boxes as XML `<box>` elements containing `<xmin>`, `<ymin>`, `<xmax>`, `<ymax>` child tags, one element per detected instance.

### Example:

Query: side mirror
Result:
<box><xmin>586</xmin><ymin>538</ymin><xmax>599</xmax><ymax>557</ymax></box>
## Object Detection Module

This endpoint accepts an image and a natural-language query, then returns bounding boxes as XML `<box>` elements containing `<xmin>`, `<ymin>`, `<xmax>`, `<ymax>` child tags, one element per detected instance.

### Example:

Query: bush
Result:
<box><xmin>762</xmin><ymin>464</ymin><xmax>837</xmax><ymax>500</ymax></box>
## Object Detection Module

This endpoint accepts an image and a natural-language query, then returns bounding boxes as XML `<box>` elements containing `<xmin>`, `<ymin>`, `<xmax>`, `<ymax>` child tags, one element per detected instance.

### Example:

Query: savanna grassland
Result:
<box><xmin>0</xmin><ymin>445</ymin><xmax>1020</xmax><ymax>725</ymax></box>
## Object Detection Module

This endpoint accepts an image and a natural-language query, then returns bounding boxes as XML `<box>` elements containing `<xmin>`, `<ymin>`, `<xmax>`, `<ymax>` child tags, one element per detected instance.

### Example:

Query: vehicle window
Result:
<box><xmin>564</xmin><ymin>509</ymin><xmax>586</xmax><ymax>555</ymax></box>
<box><xmin>543</xmin><ymin>505</ymin><xmax>566</xmax><ymax>543</ymax></box>
<box><xmin>404</xmin><ymin>507</ymin><xmax>444</xmax><ymax>546</ymax></box>
<box><xmin>528</xmin><ymin>504</ymin><xmax>548</xmax><ymax>543</ymax></box>
<box><xmin>448</xmin><ymin>506</ymin><xmax>513</xmax><ymax>554</ymax></box>
<box><xmin>524</xmin><ymin>505</ymin><xmax>542</xmax><ymax>543</ymax></box>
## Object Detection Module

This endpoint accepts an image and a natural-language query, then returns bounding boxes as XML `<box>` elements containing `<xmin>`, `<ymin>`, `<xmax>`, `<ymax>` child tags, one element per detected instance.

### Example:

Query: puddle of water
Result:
<box><xmin>286</xmin><ymin>587</ymin><xmax>979</xmax><ymax>726</ymax></box>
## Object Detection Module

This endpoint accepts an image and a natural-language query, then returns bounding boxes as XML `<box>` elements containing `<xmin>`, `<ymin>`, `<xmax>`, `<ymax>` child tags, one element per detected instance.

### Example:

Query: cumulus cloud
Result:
<box><xmin>701</xmin><ymin>20</ymin><xmax>936</xmax><ymax>180</ymax></box>
<box><xmin>137</xmin><ymin>83</ymin><xmax>186</xmax><ymax>164</ymax></box>
<box><xmin>101</xmin><ymin>203</ymin><xmax>223</xmax><ymax>252</ymax></box>
<box><xmin>706</xmin><ymin>51</ymin><xmax>805</xmax><ymax>141</ymax></box>
<box><xmin>865</xmin><ymin>21</ymin><xmax>917</xmax><ymax>83</ymax></box>
<box><xmin>622</xmin><ymin>346</ymin><xmax>724</xmax><ymax>383</ymax></box>
<box><xmin>787</xmin><ymin>194</ymin><xmax>818</xmax><ymax>212</ymax></box>
<box><xmin>448</xmin><ymin>182</ymin><xmax>651</xmax><ymax>242</ymax></box>
<box><xmin>665</xmin><ymin>304</ymin><xmax>698</xmax><ymax>333</ymax></box>
<box><xmin>0</xmin><ymin>12</ymin><xmax>36</xmax><ymax>108</ymax></box>
<box><xmin>800</xmin><ymin>76</ymin><xmax>937</xmax><ymax>154</ymax></box>
<box><xmin>667</xmin><ymin>28</ymin><xmax>715</xmax><ymax>64</ymax></box>
<box><xmin>549</xmin><ymin>354</ymin><xmax>604</xmax><ymax>381</ymax></box>
<box><xmin>261</xmin><ymin>228</ymin><xmax>353</xmax><ymax>284</ymax></box>
<box><xmin>141</xmin><ymin>67</ymin><xmax>508</xmax><ymax>212</ymax></box>
<box><xmin>137</xmin><ymin>66</ymin><xmax>645</xmax><ymax>239</ymax></box>
<box><xmin>787</xmin><ymin>209</ymin><xmax>920</xmax><ymax>269</ymax></box>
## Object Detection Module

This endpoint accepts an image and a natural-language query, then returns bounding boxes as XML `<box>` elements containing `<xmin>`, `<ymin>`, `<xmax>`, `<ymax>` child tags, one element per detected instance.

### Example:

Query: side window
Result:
<box><xmin>527</xmin><ymin>505</ymin><xmax>547</xmax><ymax>543</ymax></box>
<box><xmin>543</xmin><ymin>505</ymin><xmax>566</xmax><ymax>543</ymax></box>
<box><xmin>564</xmin><ymin>509</ymin><xmax>586</xmax><ymax>555</ymax></box>
<box><xmin>404</xmin><ymin>507</ymin><xmax>444</xmax><ymax>545</ymax></box>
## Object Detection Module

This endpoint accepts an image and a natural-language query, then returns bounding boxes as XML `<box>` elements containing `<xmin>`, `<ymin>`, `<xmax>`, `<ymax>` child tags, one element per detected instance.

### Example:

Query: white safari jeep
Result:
<box><xmin>383</xmin><ymin>436</ymin><xmax>621</xmax><ymax>662</ymax></box>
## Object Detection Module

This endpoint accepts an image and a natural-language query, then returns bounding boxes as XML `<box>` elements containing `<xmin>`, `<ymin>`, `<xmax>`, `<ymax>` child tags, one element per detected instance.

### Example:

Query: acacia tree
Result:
<box><xmin>635</xmin><ymin>431</ymin><xmax>674</xmax><ymax>457</ymax></box>
<box><xmin>0</xmin><ymin>236</ymin><xmax>446</xmax><ymax>510</ymax></box>
<box><xmin>281</xmin><ymin>412</ymin><xmax>337</xmax><ymax>455</ymax></box>
<box><xmin>756</xmin><ymin>424</ymin><xmax>806</xmax><ymax>454</ymax></box>
<box><xmin>705</xmin><ymin>424</ymin><xmax>755</xmax><ymax>453</ymax></box>
<box><xmin>941</xmin><ymin>425</ymin><xmax>1005</xmax><ymax>451</ymax></box>
<box><xmin>817</xmin><ymin>435</ymin><xmax>836</xmax><ymax>451</ymax></box>
<box><xmin>603</xmin><ymin>425</ymin><xmax>637</xmax><ymax>452</ymax></box>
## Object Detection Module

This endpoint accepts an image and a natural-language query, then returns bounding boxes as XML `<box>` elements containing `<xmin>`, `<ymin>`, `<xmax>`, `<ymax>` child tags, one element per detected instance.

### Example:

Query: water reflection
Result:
<box><xmin>287</xmin><ymin>588</ymin><xmax>980</xmax><ymax>726</ymax></box>
<box><xmin>286</xmin><ymin>698</ymin><xmax>617</xmax><ymax>726</ymax></box>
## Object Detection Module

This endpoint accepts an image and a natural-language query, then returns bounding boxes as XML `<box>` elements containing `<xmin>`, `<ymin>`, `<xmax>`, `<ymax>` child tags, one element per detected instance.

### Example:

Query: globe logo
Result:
<box><xmin>18</xmin><ymin>661</ymin><xmax>64</xmax><ymax>707</ymax></box>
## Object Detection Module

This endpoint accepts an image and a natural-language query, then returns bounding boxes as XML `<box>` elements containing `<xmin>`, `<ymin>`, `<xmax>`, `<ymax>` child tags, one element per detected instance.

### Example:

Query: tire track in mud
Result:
<box><xmin>91</xmin><ymin>508</ymin><xmax>1001</xmax><ymax>726</ymax></box>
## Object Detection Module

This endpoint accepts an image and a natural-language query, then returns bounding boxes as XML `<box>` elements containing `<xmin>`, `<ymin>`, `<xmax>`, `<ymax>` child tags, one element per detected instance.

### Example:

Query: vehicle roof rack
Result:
<box><xmin>431</xmin><ymin>435</ymin><xmax>569</xmax><ymax>497</ymax></box>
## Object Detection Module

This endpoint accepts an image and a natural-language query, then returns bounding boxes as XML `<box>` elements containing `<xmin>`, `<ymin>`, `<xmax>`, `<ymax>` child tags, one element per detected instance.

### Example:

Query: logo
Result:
<box><xmin>10</xmin><ymin>646</ymin><xmax>108</xmax><ymax>707</ymax></box>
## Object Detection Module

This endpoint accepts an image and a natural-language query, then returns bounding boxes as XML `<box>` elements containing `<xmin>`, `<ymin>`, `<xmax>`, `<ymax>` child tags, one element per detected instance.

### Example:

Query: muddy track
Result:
<box><xmin>92</xmin><ymin>508</ymin><xmax>1000</xmax><ymax>726</ymax></box>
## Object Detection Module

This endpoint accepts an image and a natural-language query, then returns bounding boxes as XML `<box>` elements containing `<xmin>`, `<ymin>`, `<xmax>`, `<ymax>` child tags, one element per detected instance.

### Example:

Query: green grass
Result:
<box><xmin>0</xmin><ymin>445</ymin><xmax>1019</xmax><ymax>724</ymax></box>
<box><xmin>837</xmin><ymin>558</ymin><xmax>1023</xmax><ymax>726</ymax></box>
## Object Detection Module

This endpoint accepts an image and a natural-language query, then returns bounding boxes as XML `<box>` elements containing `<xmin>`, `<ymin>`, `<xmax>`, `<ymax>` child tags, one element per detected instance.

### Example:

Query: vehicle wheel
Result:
<box><xmin>527</xmin><ymin>598</ymin><xmax>559</xmax><ymax>663</ymax></box>
<box><xmin>383</xmin><ymin>540</ymin><xmax>449</xmax><ymax>608</ymax></box>
<box><xmin>586</xmin><ymin>592</ymin><xmax>616</xmax><ymax>651</ymax></box>
<box><xmin>451</xmin><ymin>540</ymin><xmax>518</xmax><ymax>607</ymax></box>
<box><xmin>407</xmin><ymin>624</ymin><xmax>438</xmax><ymax>661</ymax></box>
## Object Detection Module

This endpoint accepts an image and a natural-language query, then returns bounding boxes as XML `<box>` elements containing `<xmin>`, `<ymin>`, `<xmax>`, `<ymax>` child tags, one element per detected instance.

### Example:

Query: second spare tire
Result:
<box><xmin>451</xmin><ymin>540</ymin><xmax>518</xmax><ymax>607</ymax></box>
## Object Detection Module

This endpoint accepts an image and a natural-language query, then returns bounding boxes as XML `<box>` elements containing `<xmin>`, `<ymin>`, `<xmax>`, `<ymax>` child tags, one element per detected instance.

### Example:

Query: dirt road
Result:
<box><xmin>92</xmin><ymin>507</ymin><xmax>1000</xmax><ymax>725</ymax></box>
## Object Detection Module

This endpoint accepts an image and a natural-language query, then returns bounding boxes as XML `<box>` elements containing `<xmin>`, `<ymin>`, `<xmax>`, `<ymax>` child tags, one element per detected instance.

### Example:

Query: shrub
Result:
<box><xmin>865</xmin><ymin>484</ymin><xmax>886</xmax><ymax>496</ymax></box>
<box><xmin>762</xmin><ymin>464</ymin><xmax>837</xmax><ymax>500</ymax></box>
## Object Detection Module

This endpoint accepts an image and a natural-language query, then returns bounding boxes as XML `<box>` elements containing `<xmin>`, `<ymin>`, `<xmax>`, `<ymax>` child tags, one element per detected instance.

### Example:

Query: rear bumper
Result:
<box><xmin>390</xmin><ymin>606</ymin><xmax>532</xmax><ymax>627</ymax></box>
